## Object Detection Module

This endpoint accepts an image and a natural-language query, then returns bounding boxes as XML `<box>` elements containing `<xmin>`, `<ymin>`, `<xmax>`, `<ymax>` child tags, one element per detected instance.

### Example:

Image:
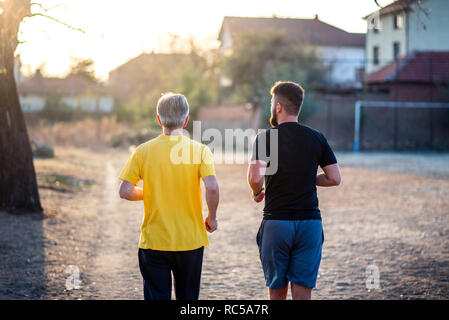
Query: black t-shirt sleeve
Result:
<box><xmin>318</xmin><ymin>133</ymin><xmax>337</xmax><ymax>168</ymax></box>
<box><xmin>251</xmin><ymin>131</ymin><xmax>270</xmax><ymax>163</ymax></box>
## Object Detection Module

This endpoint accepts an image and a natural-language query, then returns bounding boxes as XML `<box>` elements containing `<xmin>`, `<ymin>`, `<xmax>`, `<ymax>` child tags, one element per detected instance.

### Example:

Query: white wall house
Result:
<box><xmin>61</xmin><ymin>96</ymin><xmax>114</xmax><ymax>113</ymax></box>
<box><xmin>365</xmin><ymin>0</ymin><xmax>449</xmax><ymax>75</ymax></box>
<box><xmin>18</xmin><ymin>73</ymin><xmax>114</xmax><ymax>113</ymax></box>
<box><xmin>19</xmin><ymin>95</ymin><xmax>46</xmax><ymax>112</ymax></box>
<box><xmin>316</xmin><ymin>46</ymin><xmax>366</xmax><ymax>86</ymax></box>
<box><xmin>218</xmin><ymin>16</ymin><xmax>366</xmax><ymax>88</ymax></box>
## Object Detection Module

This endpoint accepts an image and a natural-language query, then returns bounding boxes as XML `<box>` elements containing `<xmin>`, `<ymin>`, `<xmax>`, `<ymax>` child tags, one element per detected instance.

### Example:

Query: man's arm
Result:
<box><xmin>247</xmin><ymin>160</ymin><xmax>267</xmax><ymax>202</ymax></box>
<box><xmin>203</xmin><ymin>175</ymin><xmax>219</xmax><ymax>233</ymax></box>
<box><xmin>119</xmin><ymin>180</ymin><xmax>143</xmax><ymax>201</ymax></box>
<box><xmin>316</xmin><ymin>163</ymin><xmax>341</xmax><ymax>187</ymax></box>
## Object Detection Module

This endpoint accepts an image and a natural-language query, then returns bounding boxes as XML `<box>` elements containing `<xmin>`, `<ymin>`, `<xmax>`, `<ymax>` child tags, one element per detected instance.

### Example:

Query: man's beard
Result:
<box><xmin>269</xmin><ymin>112</ymin><xmax>278</xmax><ymax>127</ymax></box>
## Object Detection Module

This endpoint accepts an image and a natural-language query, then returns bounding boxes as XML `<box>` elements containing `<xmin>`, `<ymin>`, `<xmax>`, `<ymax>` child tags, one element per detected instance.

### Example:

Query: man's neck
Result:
<box><xmin>277</xmin><ymin>116</ymin><xmax>298</xmax><ymax>125</ymax></box>
<box><xmin>162</xmin><ymin>127</ymin><xmax>184</xmax><ymax>136</ymax></box>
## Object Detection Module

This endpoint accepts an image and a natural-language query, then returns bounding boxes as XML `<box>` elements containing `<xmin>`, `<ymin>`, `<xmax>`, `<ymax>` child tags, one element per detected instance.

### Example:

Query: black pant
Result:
<box><xmin>138</xmin><ymin>247</ymin><xmax>204</xmax><ymax>300</ymax></box>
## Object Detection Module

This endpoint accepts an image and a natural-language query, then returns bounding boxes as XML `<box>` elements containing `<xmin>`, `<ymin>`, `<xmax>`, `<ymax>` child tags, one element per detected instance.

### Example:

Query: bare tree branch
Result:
<box><xmin>31</xmin><ymin>2</ymin><xmax>64</xmax><ymax>12</ymax></box>
<box><xmin>31</xmin><ymin>12</ymin><xmax>85</xmax><ymax>33</ymax></box>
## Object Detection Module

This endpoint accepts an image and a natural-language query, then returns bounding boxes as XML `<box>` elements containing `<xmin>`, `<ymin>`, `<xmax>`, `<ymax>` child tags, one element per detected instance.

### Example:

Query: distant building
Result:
<box><xmin>364</xmin><ymin>0</ymin><xmax>449</xmax><ymax>74</ymax></box>
<box><xmin>364</xmin><ymin>51</ymin><xmax>449</xmax><ymax>102</ymax></box>
<box><xmin>17</xmin><ymin>71</ymin><xmax>114</xmax><ymax>113</ymax></box>
<box><xmin>196</xmin><ymin>103</ymin><xmax>259</xmax><ymax>149</ymax></box>
<box><xmin>363</xmin><ymin>0</ymin><xmax>449</xmax><ymax>102</ymax></box>
<box><xmin>218</xmin><ymin>15</ymin><xmax>366</xmax><ymax>88</ymax></box>
<box><xmin>196</xmin><ymin>103</ymin><xmax>257</xmax><ymax>131</ymax></box>
<box><xmin>108</xmin><ymin>52</ymin><xmax>190</xmax><ymax>104</ymax></box>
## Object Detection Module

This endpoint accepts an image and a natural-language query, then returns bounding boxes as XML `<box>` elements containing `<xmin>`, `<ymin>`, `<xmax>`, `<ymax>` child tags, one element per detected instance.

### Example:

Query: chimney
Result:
<box><xmin>314</xmin><ymin>14</ymin><xmax>319</xmax><ymax>20</ymax></box>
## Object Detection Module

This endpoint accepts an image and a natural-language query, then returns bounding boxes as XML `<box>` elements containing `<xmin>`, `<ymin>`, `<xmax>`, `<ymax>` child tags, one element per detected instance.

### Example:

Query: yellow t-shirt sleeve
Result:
<box><xmin>199</xmin><ymin>145</ymin><xmax>215</xmax><ymax>178</ymax></box>
<box><xmin>119</xmin><ymin>148</ymin><xmax>141</xmax><ymax>185</ymax></box>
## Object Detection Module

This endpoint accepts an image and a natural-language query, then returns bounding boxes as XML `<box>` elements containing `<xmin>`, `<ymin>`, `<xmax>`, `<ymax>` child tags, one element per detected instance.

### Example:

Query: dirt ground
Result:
<box><xmin>0</xmin><ymin>147</ymin><xmax>448</xmax><ymax>300</ymax></box>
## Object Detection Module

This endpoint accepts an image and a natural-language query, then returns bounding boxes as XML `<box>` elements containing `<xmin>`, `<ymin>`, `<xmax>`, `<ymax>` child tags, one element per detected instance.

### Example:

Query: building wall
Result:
<box><xmin>61</xmin><ymin>96</ymin><xmax>114</xmax><ymax>112</ymax></box>
<box><xmin>316</xmin><ymin>46</ymin><xmax>365</xmax><ymax>86</ymax></box>
<box><xmin>407</xmin><ymin>0</ymin><xmax>449</xmax><ymax>52</ymax></box>
<box><xmin>19</xmin><ymin>95</ymin><xmax>114</xmax><ymax>113</ymax></box>
<box><xmin>19</xmin><ymin>95</ymin><xmax>45</xmax><ymax>112</ymax></box>
<box><xmin>219</xmin><ymin>25</ymin><xmax>233</xmax><ymax>55</ymax></box>
<box><xmin>366</xmin><ymin>0</ymin><xmax>449</xmax><ymax>75</ymax></box>
<box><xmin>365</xmin><ymin>11</ymin><xmax>407</xmax><ymax>74</ymax></box>
<box><xmin>388</xmin><ymin>83</ymin><xmax>449</xmax><ymax>102</ymax></box>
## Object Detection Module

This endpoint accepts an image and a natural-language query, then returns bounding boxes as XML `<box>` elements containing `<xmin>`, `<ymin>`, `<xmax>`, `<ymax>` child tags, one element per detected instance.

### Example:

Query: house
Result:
<box><xmin>364</xmin><ymin>0</ymin><xmax>449</xmax><ymax>75</ymax></box>
<box><xmin>363</xmin><ymin>0</ymin><xmax>449</xmax><ymax>102</ymax></box>
<box><xmin>218</xmin><ymin>15</ymin><xmax>366</xmax><ymax>88</ymax></box>
<box><xmin>364</xmin><ymin>51</ymin><xmax>449</xmax><ymax>102</ymax></box>
<box><xmin>196</xmin><ymin>103</ymin><xmax>257</xmax><ymax>131</ymax></box>
<box><xmin>108</xmin><ymin>52</ymin><xmax>191</xmax><ymax>104</ymax></box>
<box><xmin>17</xmin><ymin>71</ymin><xmax>114</xmax><ymax>113</ymax></box>
<box><xmin>196</xmin><ymin>103</ymin><xmax>259</xmax><ymax>152</ymax></box>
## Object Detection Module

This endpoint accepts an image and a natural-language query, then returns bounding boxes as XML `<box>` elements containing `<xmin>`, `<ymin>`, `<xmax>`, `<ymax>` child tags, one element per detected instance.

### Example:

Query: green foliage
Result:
<box><xmin>40</xmin><ymin>94</ymin><xmax>73</xmax><ymax>122</ymax></box>
<box><xmin>69</xmin><ymin>57</ymin><xmax>98</xmax><ymax>83</ymax></box>
<box><xmin>223</xmin><ymin>30</ymin><xmax>329</xmax><ymax>126</ymax></box>
<box><xmin>170</xmin><ymin>53</ymin><xmax>219</xmax><ymax>119</ymax></box>
<box><xmin>112</xmin><ymin>38</ymin><xmax>220</xmax><ymax>129</ymax></box>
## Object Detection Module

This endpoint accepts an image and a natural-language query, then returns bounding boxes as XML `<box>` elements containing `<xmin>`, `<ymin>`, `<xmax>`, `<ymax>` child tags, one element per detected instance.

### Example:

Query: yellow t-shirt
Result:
<box><xmin>118</xmin><ymin>134</ymin><xmax>216</xmax><ymax>251</ymax></box>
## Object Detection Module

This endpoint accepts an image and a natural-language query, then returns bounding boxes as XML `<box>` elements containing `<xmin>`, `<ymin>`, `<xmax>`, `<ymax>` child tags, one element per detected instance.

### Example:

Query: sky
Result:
<box><xmin>16</xmin><ymin>0</ymin><xmax>388</xmax><ymax>81</ymax></box>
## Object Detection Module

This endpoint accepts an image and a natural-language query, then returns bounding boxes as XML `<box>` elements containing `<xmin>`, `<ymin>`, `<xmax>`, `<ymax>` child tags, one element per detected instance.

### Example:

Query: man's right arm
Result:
<box><xmin>203</xmin><ymin>175</ymin><xmax>219</xmax><ymax>232</ymax></box>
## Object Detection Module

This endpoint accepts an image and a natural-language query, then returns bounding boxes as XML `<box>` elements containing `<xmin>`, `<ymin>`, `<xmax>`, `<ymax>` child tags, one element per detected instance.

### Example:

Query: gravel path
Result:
<box><xmin>0</xmin><ymin>148</ymin><xmax>448</xmax><ymax>299</ymax></box>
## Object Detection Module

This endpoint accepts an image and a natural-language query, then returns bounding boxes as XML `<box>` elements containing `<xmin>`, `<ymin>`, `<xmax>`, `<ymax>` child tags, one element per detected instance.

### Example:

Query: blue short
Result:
<box><xmin>256</xmin><ymin>219</ymin><xmax>324</xmax><ymax>289</ymax></box>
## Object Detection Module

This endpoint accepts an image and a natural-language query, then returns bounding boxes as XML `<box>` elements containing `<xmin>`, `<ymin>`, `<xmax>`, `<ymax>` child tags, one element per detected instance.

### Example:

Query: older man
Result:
<box><xmin>118</xmin><ymin>93</ymin><xmax>219</xmax><ymax>300</ymax></box>
<box><xmin>248</xmin><ymin>81</ymin><xmax>341</xmax><ymax>300</ymax></box>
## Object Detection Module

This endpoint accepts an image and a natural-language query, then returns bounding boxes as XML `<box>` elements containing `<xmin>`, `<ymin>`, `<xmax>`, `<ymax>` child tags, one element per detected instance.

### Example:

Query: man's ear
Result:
<box><xmin>156</xmin><ymin>114</ymin><xmax>163</xmax><ymax>127</ymax></box>
<box><xmin>276</xmin><ymin>103</ymin><xmax>283</xmax><ymax>114</ymax></box>
<box><xmin>183</xmin><ymin>115</ymin><xmax>189</xmax><ymax>128</ymax></box>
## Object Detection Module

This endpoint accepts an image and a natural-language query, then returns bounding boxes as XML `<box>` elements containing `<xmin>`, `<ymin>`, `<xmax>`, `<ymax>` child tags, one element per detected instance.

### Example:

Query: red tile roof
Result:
<box><xmin>219</xmin><ymin>16</ymin><xmax>365</xmax><ymax>48</ymax></box>
<box><xmin>364</xmin><ymin>51</ymin><xmax>449</xmax><ymax>84</ymax></box>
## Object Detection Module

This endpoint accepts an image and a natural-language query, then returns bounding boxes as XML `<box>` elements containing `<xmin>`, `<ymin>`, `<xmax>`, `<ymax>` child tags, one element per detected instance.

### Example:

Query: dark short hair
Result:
<box><xmin>270</xmin><ymin>81</ymin><xmax>305</xmax><ymax>115</ymax></box>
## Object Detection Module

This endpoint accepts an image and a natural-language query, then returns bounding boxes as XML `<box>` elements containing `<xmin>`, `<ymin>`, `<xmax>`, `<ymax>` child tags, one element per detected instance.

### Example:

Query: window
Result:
<box><xmin>372</xmin><ymin>17</ymin><xmax>381</xmax><ymax>33</ymax></box>
<box><xmin>373</xmin><ymin>46</ymin><xmax>380</xmax><ymax>65</ymax></box>
<box><xmin>393</xmin><ymin>14</ymin><xmax>404</xmax><ymax>29</ymax></box>
<box><xmin>393</xmin><ymin>42</ymin><xmax>400</xmax><ymax>61</ymax></box>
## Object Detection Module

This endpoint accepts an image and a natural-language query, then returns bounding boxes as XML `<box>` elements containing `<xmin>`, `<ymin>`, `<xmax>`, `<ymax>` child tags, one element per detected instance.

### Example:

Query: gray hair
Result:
<box><xmin>156</xmin><ymin>93</ymin><xmax>189</xmax><ymax>129</ymax></box>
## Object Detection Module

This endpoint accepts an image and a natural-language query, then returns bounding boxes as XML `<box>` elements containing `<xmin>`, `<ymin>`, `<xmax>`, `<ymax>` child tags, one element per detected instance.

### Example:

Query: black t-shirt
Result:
<box><xmin>251</xmin><ymin>122</ymin><xmax>337</xmax><ymax>220</ymax></box>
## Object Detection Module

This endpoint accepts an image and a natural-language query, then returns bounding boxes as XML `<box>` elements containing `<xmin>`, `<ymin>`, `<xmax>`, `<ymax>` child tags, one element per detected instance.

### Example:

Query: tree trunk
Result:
<box><xmin>0</xmin><ymin>0</ymin><xmax>43</xmax><ymax>213</ymax></box>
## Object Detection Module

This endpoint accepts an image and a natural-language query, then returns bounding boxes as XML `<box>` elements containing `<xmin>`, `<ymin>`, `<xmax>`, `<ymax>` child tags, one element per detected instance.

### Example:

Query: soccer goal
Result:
<box><xmin>353</xmin><ymin>101</ymin><xmax>449</xmax><ymax>152</ymax></box>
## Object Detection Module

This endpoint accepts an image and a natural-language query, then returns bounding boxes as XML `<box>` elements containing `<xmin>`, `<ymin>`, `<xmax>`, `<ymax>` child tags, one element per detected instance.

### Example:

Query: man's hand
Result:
<box><xmin>253</xmin><ymin>187</ymin><xmax>265</xmax><ymax>203</ymax></box>
<box><xmin>205</xmin><ymin>216</ymin><xmax>218</xmax><ymax>233</ymax></box>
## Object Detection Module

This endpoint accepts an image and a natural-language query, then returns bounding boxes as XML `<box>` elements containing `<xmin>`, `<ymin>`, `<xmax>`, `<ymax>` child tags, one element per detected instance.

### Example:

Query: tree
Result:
<box><xmin>223</xmin><ymin>30</ymin><xmax>328</xmax><ymax>126</ymax></box>
<box><xmin>0</xmin><ymin>0</ymin><xmax>43</xmax><ymax>213</ymax></box>
<box><xmin>0</xmin><ymin>0</ymin><xmax>82</xmax><ymax>213</ymax></box>
<box><xmin>69</xmin><ymin>57</ymin><xmax>98</xmax><ymax>83</ymax></box>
